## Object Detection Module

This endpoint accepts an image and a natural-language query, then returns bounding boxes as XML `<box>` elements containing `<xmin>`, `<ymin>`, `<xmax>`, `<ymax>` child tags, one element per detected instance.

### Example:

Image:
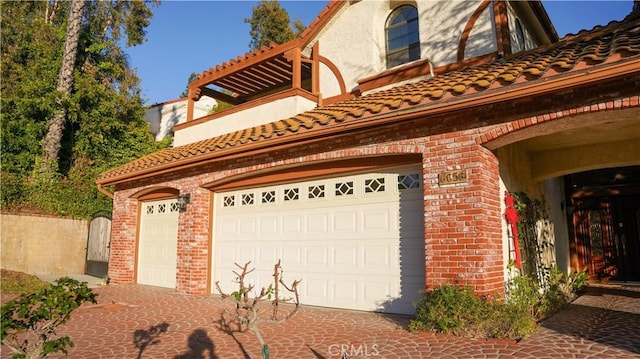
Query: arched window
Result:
<box><xmin>385</xmin><ymin>5</ymin><xmax>420</xmax><ymax>68</ymax></box>
<box><xmin>515</xmin><ymin>18</ymin><xmax>525</xmax><ymax>52</ymax></box>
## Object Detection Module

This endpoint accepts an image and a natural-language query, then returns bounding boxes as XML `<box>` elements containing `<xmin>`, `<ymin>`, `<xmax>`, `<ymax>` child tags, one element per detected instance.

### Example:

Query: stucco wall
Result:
<box><xmin>543</xmin><ymin>177</ymin><xmax>571</xmax><ymax>273</ymax></box>
<box><xmin>0</xmin><ymin>214</ymin><xmax>88</xmax><ymax>275</ymax></box>
<box><xmin>314</xmin><ymin>0</ymin><xmax>494</xmax><ymax>96</ymax></box>
<box><xmin>173</xmin><ymin>95</ymin><xmax>318</xmax><ymax>147</ymax></box>
<box><xmin>145</xmin><ymin>97</ymin><xmax>216</xmax><ymax>141</ymax></box>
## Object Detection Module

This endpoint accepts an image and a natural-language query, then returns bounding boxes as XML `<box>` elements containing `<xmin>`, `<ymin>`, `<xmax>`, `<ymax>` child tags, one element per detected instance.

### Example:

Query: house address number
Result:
<box><xmin>439</xmin><ymin>170</ymin><xmax>467</xmax><ymax>185</ymax></box>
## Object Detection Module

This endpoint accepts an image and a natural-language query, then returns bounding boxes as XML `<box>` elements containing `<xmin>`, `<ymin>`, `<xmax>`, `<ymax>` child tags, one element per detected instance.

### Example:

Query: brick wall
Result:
<box><xmin>107</xmin><ymin>95</ymin><xmax>638</xmax><ymax>298</ymax></box>
<box><xmin>108</xmin><ymin>117</ymin><xmax>507</xmax><ymax>296</ymax></box>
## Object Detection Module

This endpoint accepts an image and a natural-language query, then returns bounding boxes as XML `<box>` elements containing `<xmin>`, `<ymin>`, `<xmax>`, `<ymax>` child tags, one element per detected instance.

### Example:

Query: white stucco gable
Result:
<box><xmin>145</xmin><ymin>97</ymin><xmax>216</xmax><ymax>141</ymax></box>
<box><xmin>172</xmin><ymin>0</ymin><xmax>557</xmax><ymax>147</ymax></box>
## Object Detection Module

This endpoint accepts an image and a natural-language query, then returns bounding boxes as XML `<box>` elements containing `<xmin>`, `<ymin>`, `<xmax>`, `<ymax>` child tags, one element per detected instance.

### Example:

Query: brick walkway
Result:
<box><xmin>2</xmin><ymin>284</ymin><xmax>639</xmax><ymax>358</ymax></box>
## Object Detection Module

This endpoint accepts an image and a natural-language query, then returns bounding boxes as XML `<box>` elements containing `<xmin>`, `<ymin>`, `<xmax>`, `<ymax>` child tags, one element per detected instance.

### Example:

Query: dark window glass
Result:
<box><xmin>386</xmin><ymin>5</ymin><xmax>420</xmax><ymax>68</ymax></box>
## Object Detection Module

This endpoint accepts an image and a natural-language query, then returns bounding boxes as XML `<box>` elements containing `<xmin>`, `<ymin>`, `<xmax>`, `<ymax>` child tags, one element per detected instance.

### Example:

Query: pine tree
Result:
<box><xmin>245</xmin><ymin>0</ymin><xmax>306</xmax><ymax>50</ymax></box>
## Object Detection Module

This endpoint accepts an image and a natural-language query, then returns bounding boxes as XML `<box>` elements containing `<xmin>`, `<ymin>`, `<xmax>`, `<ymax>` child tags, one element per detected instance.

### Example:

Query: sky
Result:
<box><xmin>124</xmin><ymin>1</ymin><xmax>635</xmax><ymax>106</ymax></box>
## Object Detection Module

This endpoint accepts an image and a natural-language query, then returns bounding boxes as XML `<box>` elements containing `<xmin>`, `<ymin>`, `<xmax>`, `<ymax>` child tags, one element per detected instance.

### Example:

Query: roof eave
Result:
<box><xmin>97</xmin><ymin>56</ymin><xmax>640</xmax><ymax>187</ymax></box>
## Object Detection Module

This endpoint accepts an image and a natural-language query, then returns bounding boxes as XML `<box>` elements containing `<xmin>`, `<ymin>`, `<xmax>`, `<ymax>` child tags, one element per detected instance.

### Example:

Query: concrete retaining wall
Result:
<box><xmin>1</xmin><ymin>214</ymin><xmax>88</xmax><ymax>275</ymax></box>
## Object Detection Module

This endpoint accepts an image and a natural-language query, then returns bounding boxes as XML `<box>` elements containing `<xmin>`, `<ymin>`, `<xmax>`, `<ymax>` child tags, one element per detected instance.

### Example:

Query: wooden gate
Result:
<box><xmin>86</xmin><ymin>214</ymin><xmax>111</xmax><ymax>278</ymax></box>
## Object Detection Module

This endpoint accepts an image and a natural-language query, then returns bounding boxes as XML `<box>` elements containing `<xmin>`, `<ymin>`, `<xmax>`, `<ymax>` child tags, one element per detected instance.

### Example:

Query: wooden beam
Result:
<box><xmin>215</xmin><ymin>79</ymin><xmax>252</xmax><ymax>96</ymax></box>
<box><xmin>292</xmin><ymin>47</ymin><xmax>301</xmax><ymax>89</ymax></box>
<box><xmin>312</xmin><ymin>42</ymin><xmax>320</xmax><ymax>95</ymax></box>
<box><xmin>493</xmin><ymin>0</ymin><xmax>511</xmax><ymax>57</ymax></box>
<box><xmin>199</xmin><ymin>87</ymin><xmax>243</xmax><ymax>105</ymax></box>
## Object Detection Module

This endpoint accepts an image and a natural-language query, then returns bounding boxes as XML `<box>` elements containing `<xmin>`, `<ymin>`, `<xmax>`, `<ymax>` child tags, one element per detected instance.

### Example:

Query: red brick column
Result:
<box><xmin>423</xmin><ymin>133</ymin><xmax>504</xmax><ymax>295</ymax></box>
<box><xmin>107</xmin><ymin>191</ymin><xmax>138</xmax><ymax>284</ymax></box>
<box><xmin>175</xmin><ymin>184</ymin><xmax>211</xmax><ymax>295</ymax></box>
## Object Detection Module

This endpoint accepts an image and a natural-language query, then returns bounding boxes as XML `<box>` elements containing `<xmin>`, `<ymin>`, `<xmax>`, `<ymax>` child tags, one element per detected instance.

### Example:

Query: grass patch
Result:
<box><xmin>1</xmin><ymin>269</ymin><xmax>49</xmax><ymax>294</ymax></box>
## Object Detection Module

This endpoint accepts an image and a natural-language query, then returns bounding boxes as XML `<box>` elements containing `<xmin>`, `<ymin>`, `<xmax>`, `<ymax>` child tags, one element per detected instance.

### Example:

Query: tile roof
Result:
<box><xmin>98</xmin><ymin>17</ymin><xmax>640</xmax><ymax>185</ymax></box>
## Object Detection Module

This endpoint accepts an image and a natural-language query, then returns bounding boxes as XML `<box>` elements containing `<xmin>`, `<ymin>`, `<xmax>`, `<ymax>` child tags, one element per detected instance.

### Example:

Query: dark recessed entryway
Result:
<box><xmin>567</xmin><ymin>166</ymin><xmax>640</xmax><ymax>282</ymax></box>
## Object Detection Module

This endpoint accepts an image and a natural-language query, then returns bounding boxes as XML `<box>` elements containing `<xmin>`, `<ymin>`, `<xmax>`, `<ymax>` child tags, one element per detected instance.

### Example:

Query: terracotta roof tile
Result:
<box><xmin>98</xmin><ymin>17</ymin><xmax>640</xmax><ymax>184</ymax></box>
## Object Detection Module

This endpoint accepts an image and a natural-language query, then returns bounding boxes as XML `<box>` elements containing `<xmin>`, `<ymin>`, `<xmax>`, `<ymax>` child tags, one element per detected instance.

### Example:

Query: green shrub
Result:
<box><xmin>409</xmin><ymin>284</ymin><xmax>536</xmax><ymax>339</ymax></box>
<box><xmin>410</xmin><ymin>269</ymin><xmax>587</xmax><ymax>340</ymax></box>
<box><xmin>0</xmin><ymin>171</ymin><xmax>28</xmax><ymax>210</ymax></box>
<box><xmin>1</xmin><ymin>277</ymin><xmax>97</xmax><ymax>359</ymax></box>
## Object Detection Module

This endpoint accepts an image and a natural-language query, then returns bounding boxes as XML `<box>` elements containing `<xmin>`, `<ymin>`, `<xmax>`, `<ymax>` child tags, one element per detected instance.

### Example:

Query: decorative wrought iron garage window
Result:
<box><xmin>146</xmin><ymin>204</ymin><xmax>154</xmax><ymax>214</ymax></box>
<box><xmin>262</xmin><ymin>190</ymin><xmax>276</xmax><ymax>204</ymax></box>
<box><xmin>284</xmin><ymin>188</ymin><xmax>299</xmax><ymax>201</ymax></box>
<box><xmin>365</xmin><ymin>178</ymin><xmax>386</xmax><ymax>193</ymax></box>
<box><xmin>242</xmin><ymin>193</ymin><xmax>254</xmax><ymax>206</ymax></box>
<box><xmin>170</xmin><ymin>202</ymin><xmax>180</xmax><ymax>212</ymax></box>
<box><xmin>335</xmin><ymin>181</ymin><xmax>354</xmax><ymax>196</ymax></box>
<box><xmin>308</xmin><ymin>185</ymin><xmax>325</xmax><ymax>199</ymax></box>
<box><xmin>398</xmin><ymin>174</ymin><xmax>420</xmax><ymax>190</ymax></box>
<box><xmin>386</xmin><ymin>5</ymin><xmax>420</xmax><ymax>68</ymax></box>
<box><xmin>223</xmin><ymin>195</ymin><xmax>235</xmax><ymax>207</ymax></box>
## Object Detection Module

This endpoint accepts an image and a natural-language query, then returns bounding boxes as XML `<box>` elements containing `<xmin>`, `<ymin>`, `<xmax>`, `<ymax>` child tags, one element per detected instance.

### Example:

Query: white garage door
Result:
<box><xmin>137</xmin><ymin>198</ymin><xmax>179</xmax><ymax>288</ymax></box>
<box><xmin>212</xmin><ymin>166</ymin><xmax>425</xmax><ymax>314</ymax></box>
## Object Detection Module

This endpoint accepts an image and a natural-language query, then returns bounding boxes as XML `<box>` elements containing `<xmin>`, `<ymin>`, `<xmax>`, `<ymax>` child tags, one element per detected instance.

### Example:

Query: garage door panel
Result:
<box><xmin>282</xmin><ymin>215</ymin><xmax>302</xmax><ymax>233</ymax></box>
<box><xmin>333</xmin><ymin>246</ymin><xmax>357</xmax><ymax>266</ymax></box>
<box><xmin>282</xmin><ymin>247</ymin><xmax>302</xmax><ymax>264</ymax></box>
<box><xmin>259</xmin><ymin>216</ymin><xmax>278</xmax><ymax>234</ymax></box>
<box><xmin>219</xmin><ymin>220</ymin><xmax>237</xmax><ymax>235</ymax></box>
<box><xmin>301</xmin><ymin>277</ymin><xmax>329</xmax><ymax>300</ymax></box>
<box><xmin>362</xmin><ymin>246</ymin><xmax>392</xmax><ymax>267</ymax></box>
<box><xmin>363</xmin><ymin>280</ymin><xmax>394</xmax><ymax>302</ymax></box>
<box><xmin>213</xmin><ymin>166</ymin><xmax>425</xmax><ymax>314</ymax></box>
<box><xmin>307</xmin><ymin>213</ymin><xmax>329</xmax><ymax>232</ymax></box>
<box><xmin>138</xmin><ymin>198</ymin><xmax>178</xmax><ymax>288</ymax></box>
<box><xmin>362</xmin><ymin>208</ymin><xmax>392</xmax><ymax>231</ymax></box>
<box><xmin>305</xmin><ymin>247</ymin><xmax>328</xmax><ymax>266</ymax></box>
<box><xmin>333</xmin><ymin>211</ymin><xmax>358</xmax><ymax>232</ymax></box>
<box><xmin>400</xmin><ymin>239</ymin><xmax>427</xmax><ymax>267</ymax></box>
<box><xmin>333</xmin><ymin>280</ymin><xmax>358</xmax><ymax>301</ymax></box>
<box><xmin>259</xmin><ymin>247</ymin><xmax>278</xmax><ymax>263</ymax></box>
<box><xmin>238</xmin><ymin>218</ymin><xmax>257</xmax><ymax>235</ymax></box>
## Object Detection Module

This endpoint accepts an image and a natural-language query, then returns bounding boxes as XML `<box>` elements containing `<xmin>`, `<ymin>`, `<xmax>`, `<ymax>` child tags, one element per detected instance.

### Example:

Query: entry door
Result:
<box><xmin>573</xmin><ymin>196</ymin><xmax>640</xmax><ymax>281</ymax></box>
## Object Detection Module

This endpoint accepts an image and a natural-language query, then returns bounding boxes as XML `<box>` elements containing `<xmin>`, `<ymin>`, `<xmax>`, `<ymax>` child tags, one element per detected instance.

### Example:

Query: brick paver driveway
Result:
<box><xmin>2</xmin><ymin>284</ymin><xmax>639</xmax><ymax>358</ymax></box>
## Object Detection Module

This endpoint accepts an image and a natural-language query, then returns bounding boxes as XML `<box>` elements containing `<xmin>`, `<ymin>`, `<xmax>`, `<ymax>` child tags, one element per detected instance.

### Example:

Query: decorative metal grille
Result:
<box><xmin>223</xmin><ymin>195</ymin><xmax>235</xmax><ymax>207</ymax></box>
<box><xmin>261</xmin><ymin>191</ymin><xmax>275</xmax><ymax>203</ymax></box>
<box><xmin>398</xmin><ymin>174</ymin><xmax>420</xmax><ymax>189</ymax></box>
<box><xmin>284</xmin><ymin>188</ymin><xmax>299</xmax><ymax>201</ymax></box>
<box><xmin>365</xmin><ymin>178</ymin><xmax>385</xmax><ymax>193</ymax></box>
<box><xmin>335</xmin><ymin>181</ymin><xmax>354</xmax><ymax>196</ymax></box>
<box><xmin>146</xmin><ymin>205</ymin><xmax>154</xmax><ymax>214</ymax></box>
<box><xmin>158</xmin><ymin>204</ymin><xmax>166</xmax><ymax>213</ymax></box>
<box><xmin>242</xmin><ymin>193</ymin><xmax>254</xmax><ymax>206</ymax></box>
<box><xmin>308</xmin><ymin>185</ymin><xmax>325</xmax><ymax>199</ymax></box>
<box><xmin>170</xmin><ymin>202</ymin><xmax>179</xmax><ymax>212</ymax></box>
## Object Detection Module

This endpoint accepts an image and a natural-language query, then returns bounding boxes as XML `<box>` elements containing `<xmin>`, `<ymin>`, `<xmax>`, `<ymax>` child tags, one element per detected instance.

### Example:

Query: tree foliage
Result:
<box><xmin>1</xmin><ymin>0</ymin><xmax>165</xmax><ymax>218</ymax></box>
<box><xmin>179</xmin><ymin>72</ymin><xmax>197</xmax><ymax>98</ymax></box>
<box><xmin>245</xmin><ymin>0</ymin><xmax>306</xmax><ymax>50</ymax></box>
<box><xmin>1</xmin><ymin>277</ymin><xmax>97</xmax><ymax>359</ymax></box>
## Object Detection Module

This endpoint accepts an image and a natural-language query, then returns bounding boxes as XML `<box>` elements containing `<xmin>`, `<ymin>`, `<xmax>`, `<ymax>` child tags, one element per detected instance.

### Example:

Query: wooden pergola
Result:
<box><xmin>187</xmin><ymin>41</ymin><xmax>320</xmax><ymax>121</ymax></box>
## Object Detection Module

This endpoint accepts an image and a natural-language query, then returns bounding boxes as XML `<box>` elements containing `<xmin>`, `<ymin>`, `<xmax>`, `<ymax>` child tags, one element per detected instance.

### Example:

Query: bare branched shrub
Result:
<box><xmin>215</xmin><ymin>260</ymin><xmax>301</xmax><ymax>358</ymax></box>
